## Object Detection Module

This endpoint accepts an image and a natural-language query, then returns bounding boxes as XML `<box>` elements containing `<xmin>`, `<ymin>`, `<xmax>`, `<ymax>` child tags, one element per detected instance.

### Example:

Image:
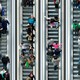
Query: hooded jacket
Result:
<box><xmin>1</xmin><ymin>7</ymin><xmax>5</xmax><ymax>16</ymax></box>
<box><xmin>28</xmin><ymin>17</ymin><xmax>36</xmax><ymax>25</ymax></box>
<box><xmin>1</xmin><ymin>56</ymin><xmax>10</xmax><ymax>64</ymax></box>
<box><xmin>2</xmin><ymin>19</ymin><xmax>9</xmax><ymax>29</ymax></box>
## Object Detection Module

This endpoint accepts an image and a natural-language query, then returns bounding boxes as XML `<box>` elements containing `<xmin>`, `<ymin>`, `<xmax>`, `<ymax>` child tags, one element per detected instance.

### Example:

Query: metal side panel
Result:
<box><xmin>73</xmin><ymin>0</ymin><xmax>80</xmax><ymax>79</ymax></box>
<box><xmin>47</xmin><ymin>0</ymin><xmax>59</xmax><ymax>80</ymax></box>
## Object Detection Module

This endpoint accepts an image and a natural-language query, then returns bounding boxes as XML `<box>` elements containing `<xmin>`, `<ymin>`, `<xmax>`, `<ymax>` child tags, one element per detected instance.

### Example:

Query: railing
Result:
<box><xmin>66</xmin><ymin>0</ymin><xmax>71</xmax><ymax>80</ymax></box>
<box><xmin>12</xmin><ymin>0</ymin><xmax>16</xmax><ymax>80</ymax></box>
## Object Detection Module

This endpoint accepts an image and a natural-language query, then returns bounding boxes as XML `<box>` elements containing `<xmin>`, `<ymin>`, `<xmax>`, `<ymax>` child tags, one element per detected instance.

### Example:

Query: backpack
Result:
<box><xmin>25</xmin><ymin>61</ymin><xmax>29</xmax><ymax>68</ymax></box>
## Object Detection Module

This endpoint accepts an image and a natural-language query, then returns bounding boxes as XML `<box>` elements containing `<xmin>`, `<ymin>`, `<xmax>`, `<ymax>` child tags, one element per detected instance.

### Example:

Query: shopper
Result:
<box><xmin>1</xmin><ymin>55</ymin><xmax>10</xmax><ymax>70</ymax></box>
<box><xmin>20</xmin><ymin>43</ymin><xmax>27</xmax><ymax>53</ymax></box>
<box><xmin>28</xmin><ymin>72</ymin><xmax>35</xmax><ymax>80</ymax></box>
<box><xmin>54</xmin><ymin>0</ymin><xmax>60</xmax><ymax>9</ymax></box>
<box><xmin>73</xmin><ymin>21</ymin><xmax>80</xmax><ymax>35</ymax></box>
<box><xmin>28</xmin><ymin>0</ymin><xmax>34</xmax><ymax>6</ymax></box>
<box><xmin>0</xmin><ymin>68</ymin><xmax>6</xmax><ymax>80</ymax></box>
<box><xmin>20</xmin><ymin>53</ymin><xmax>27</xmax><ymax>66</ymax></box>
<box><xmin>28</xmin><ymin>15</ymin><xmax>36</xmax><ymax>26</ymax></box>
<box><xmin>29</xmin><ymin>44</ymin><xmax>34</xmax><ymax>53</ymax></box>
<box><xmin>5</xmin><ymin>70</ymin><xmax>10</xmax><ymax>80</ymax></box>
<box><xmin>22</xmin><ymin>0</ymin><xmax>27</xmax><ymax>7</ymax></box>
<box><xmin>53</xmin><ymin>49</ymin><xmax>61</xmax><ymax>58</ymax></box>
<box><xmin>1</xmin><ymin>7</ymin><xmax>5</xmax><ymax>16</ymax></box>
<box><xmin>26</xmin><ymin>25</ymin><xmax>33</xmax><ymax>35</ymax></box>
<box><xmin>2</xmin><ymin>18</ymin><xmax>9</xmax><ymax>34</ymax></box>
<box><xmin>45</xmin><ymin>16</ymin><xmax>59</xmax><ymax>28</ymax></box>
<box><xmin>51</xmin><ymin>42</ymin><xmax>62</xmax><ymax>50</ymax></box>
<box><xmin>47</xmin><ymin>48</ymin><xmax>53</xmax><ymax>56</ymax></box>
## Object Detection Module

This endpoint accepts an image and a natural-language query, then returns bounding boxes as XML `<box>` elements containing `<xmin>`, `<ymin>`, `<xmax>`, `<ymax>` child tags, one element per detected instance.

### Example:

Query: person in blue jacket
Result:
<box><xmin>1</xmin><ymin>7</ymin><xmax>5</xmax><ymax>16</ymax></box>
<box><xmin>2</xmin><ymin>18</ymin><xmax>9</xmax><ymax>34</ymax></box>
<box><xmin>28</xmin><ymin>15</ymin><xmax>36</xmax><ymax>26</ymax></box>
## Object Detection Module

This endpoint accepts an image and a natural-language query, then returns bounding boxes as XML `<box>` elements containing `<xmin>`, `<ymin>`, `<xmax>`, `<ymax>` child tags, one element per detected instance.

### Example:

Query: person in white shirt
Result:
<box><xmin>20</xmin><ymin>43</ymin><xmax>27</xmax><ymax>53</ymax></box>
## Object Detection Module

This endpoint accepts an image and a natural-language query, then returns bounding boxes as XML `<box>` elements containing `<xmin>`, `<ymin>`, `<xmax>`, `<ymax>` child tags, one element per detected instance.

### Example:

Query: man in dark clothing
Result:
<box><xmin>1</xmin><ymin>55</ymin><xmax>10</xmax><ymax>70</ymax></box>
<box><xmin>2</xmin><ymin>18</ymin><xmax>9</xmax><ymax>34</ymax></box>
<box><xmin>28</xmin><ymin>0</ymin><xmax>34</xmax><ymax>6</ymax></box>
<box><xmin>22</xmin><ymin>0</ymin><xmax>27</xmax><ymax>7</ymax></box>
<box><xmin>53</xmin><ymin>49</ymin><xmax>61</xmax><ymax>58</ymax></box>
<box><xmin>28</xmin><ymin>72</ymin><xmax>35</xmax><ymax>80</ymax></box>
<box><xmin>5</xmin><ymin>70</ymin><xmax>10</xmax><ymax>80</ymax></box>
<box><xmin>47</xmin><ymin>48</ymin><xmax>53</xmax><ymax>56</ymax></box>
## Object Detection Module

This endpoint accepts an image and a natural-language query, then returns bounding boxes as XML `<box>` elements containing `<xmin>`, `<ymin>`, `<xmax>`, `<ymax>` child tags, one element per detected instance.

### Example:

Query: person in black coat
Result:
<box><xmin>5</xmin><ymin>70</ymin><xmax>10</xmax><ymax>80</ymax></box>
<box><xmin>28</xmin><ymin>0</ymin><xmax>34</xmax><ymax>6</ymax></box>
<box><xmin>2</xmin><ymin>18</ymin><xmax>9</xmax><ymax>34</ymax></box>
<box><xmin>28</xmin><ymin>72</ymin><xmax>35</xmax><ymax>80</ymax></box>
<box><xmin>1</xmin><ymin>55</ymin><xmax>10</xmax><ymax>70</ymax></box>
<box><xmin>26</xmin><ymin>25</ymin><xmax>35</xmax><ymax>35</ymax></box>
<box><xmin>53</xmin><ymin>49</ymin><xmax>61</xmax><ymax>58</ymax></box>
<box><xmin>22</xmin><ymin>0</ymin><xmax>27</xmax><ymax>7</ymax></box>
<box><xmin>26</xmin><ymin>25</ymin><xmax>33</xmax><ymax>35</ymax></box>
<box><xmin>47</xmin><ymin>48</ymin><xmax>53</xmax><ymax>56</ymax></box>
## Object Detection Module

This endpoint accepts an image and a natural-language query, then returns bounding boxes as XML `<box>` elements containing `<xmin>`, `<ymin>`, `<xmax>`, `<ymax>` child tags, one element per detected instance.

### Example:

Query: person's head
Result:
<box><xmin>55</xmin><ymin>16</ymin><xmax>58</xmax><ymax>20</ymax></box>
<box><xmin>21</xmin><ymin>53</ymin><xmax>25</xmax><ymax>57</ymax></box>
<box><xmin>55</xmin><ymin>41</ymin><xmax>58</xmax><ymax>44</ymax></box>
<box><xmin>74</xmin><ymin>20</ymin><xmax>78</xmax><ymax>24</ymax></box>
<box><xmin>30</xmin><ymin>72</ymin><xmax>33</xmax><ymax>77</ymax></box>
<box><xmin>30</xmin><ymin>15</ymin><xmax>34</xmax><ymax>18</ymax></box>
<box><xmin>21</xmin><ymin>42</ymin><xmax>23</xmax><ymax>45</ymax></box>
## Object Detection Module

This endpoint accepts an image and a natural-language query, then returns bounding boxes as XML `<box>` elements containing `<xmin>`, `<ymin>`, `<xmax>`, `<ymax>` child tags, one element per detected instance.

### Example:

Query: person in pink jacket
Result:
<box><xmin>51</xmin><ymin>42</ymin><xmax>62</xmax><ymax>50</ymax></box>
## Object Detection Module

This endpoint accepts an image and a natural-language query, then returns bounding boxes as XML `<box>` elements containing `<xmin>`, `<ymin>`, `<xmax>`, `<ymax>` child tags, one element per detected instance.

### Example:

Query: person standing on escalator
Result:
<box><xmin>2</xmin><ymin>18</ymin><xmax>10</xmax><ymax>34</ymax></box>
<box><xmin>54</xmin><ymin>0</ymin><xmax>60</xmax><ymax>9</ymax></box>
<box><xmin>28</xmin><ymin>15</ymin><xmax>36</xmax><ymax>26</ymax></box>
<box><xmin>77</xmin><ymin>0</ymin><xmax>80</xmax><ymax>9</ymax></box>
<box><xmin>26</xmin><ymin>72</ymin><xmax>35</xmax><ymax>80</ymax></box>
<box><xmin>21</xmin><ymin>0</ymin><xmax>27</xmax><ymax>7</ymax></box>
<box><xmin>1</xmin><ymin>55</ymin><xmax>10</xmax><ymax>70</ymax></box>
<box><xmin>73</xmin><ymin>21</ymin><xmax>79</xmax><ymax>36</ymax></box>
<box><xmin>28</xmin><ymin>0</ymin><xmax>34</xmax><ymax>7</ymax></box>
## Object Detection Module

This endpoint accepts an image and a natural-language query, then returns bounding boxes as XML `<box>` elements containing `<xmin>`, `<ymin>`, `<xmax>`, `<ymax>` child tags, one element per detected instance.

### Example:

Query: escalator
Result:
<box><xmin>73</xmin><ymin>0</ymin><xmax>80</xmax><ymax>79</ymax></box>
<box><xmin>47</xmin><ymin>0</ymin><xmax>61</xmax><ymax>80</ymax></box>
<box><xmin>22</xmin><ymin>4</ymin><xmax>36</xmax><ymax>80</ymax></box>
